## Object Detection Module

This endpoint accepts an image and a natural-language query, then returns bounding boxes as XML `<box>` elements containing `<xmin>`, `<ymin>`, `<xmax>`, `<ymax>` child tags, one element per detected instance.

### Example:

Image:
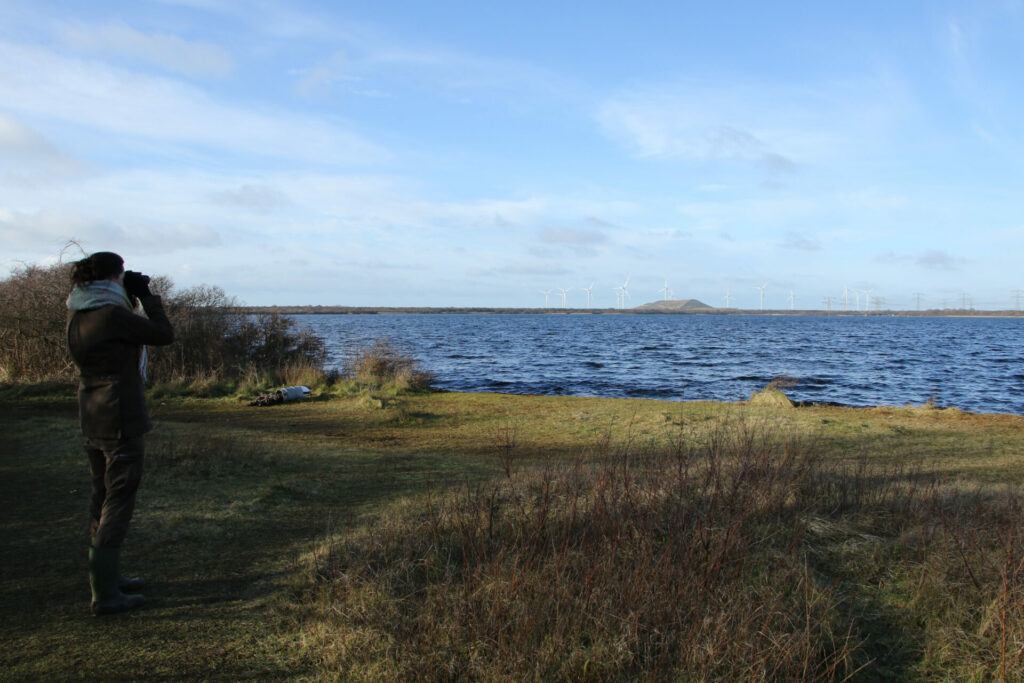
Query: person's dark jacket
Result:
<box><xmin>67</xmin><ymin>296</ymin><xmax>174</xmax><ymax>440</ymax></box>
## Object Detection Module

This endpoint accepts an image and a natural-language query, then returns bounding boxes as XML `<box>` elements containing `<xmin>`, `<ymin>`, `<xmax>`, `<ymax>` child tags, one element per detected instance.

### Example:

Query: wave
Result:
<box><xmin>307</xmin><ymin>314</ymin><xmax>1024</xmax><ymax>414</ymax></box>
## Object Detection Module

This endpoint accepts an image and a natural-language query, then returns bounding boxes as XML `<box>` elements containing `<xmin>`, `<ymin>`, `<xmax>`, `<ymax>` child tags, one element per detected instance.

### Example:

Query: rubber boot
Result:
<box><xmin>89</xmin><ymin>546</ymin><xmax>145</xmax><ymax>616</ymax></box>
<box><xmin>118</xmin><ymin>575</ymin><xmax>145</xmax><ymax>593</ymax></box>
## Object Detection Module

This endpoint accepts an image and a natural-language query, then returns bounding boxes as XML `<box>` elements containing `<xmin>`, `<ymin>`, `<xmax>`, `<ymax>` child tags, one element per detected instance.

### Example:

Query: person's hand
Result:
<box><xmin>123</xmin><ymin>271</ymin><xmax>152</xmax><ymax>299</ymax></box>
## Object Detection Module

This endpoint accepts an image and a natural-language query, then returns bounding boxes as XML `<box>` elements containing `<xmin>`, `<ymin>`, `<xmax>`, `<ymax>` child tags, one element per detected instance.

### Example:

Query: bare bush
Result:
<box><xmin>147</xmin><ymin>285</ymin><xmax>325</xmax><ymax>384</ymax></box>
<box><xmin>0</xmin><ymin>263</ymin><xmax>75</xmax><ymax>381</ymax></box>
<box><xmin>0</xmin><ymin>261</ymin><xmax>326</xmax><ymax>387</ymax></box>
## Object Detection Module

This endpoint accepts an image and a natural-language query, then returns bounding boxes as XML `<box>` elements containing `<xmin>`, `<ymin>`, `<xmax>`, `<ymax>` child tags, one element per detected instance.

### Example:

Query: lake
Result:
<box><xmin>294</xmin><ymin>314</ymin><xmax>1024</xmax><ymax>414</ymax></box>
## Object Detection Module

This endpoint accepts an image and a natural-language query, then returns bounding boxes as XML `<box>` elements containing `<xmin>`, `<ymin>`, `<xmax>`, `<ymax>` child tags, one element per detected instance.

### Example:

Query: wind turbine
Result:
<box><xmin>615</xmin><ymin>277</ymin><xmax>631</xmax><ymax>309</ymax></box>
<box><xmin>539</xmin><ymin>289</ymin><xmax>551</xmax><ymax>308</ymax></box>
<box><xmin>658</xmin><ymin>279</ymin><xmax>673</xmax><ymax>301</ymax></box>
<box><xmin>842</xmin><ymin>285</ymin><xmax>850</xmax><ymax>312</ymax></box>
<box><xmin>862</xmin><ymin>289</ymin><xmax>873</xmax><ymax>312</ymax></box>
<box><xmin>754</xmin><ymin>283</ymin><xmax>767</xmax><ymax>311</ymax></box>
<box><xmin>724</xmin><ymin>289</ymin><xmax>732</xmax><ymax>307</ymax></box>
<box><xmin>556</xmin><ymin>287</ymin><xmax>572</xmax><ymax>308</ymax></box>
<box><xmin>581</xmin><ymin>283</ymin><xmax>594</xmax><ymax>308</ymax></box>
<box><xmin>788</xmin><ymin>290</ymin><xmax>796</xmax><ymax>311</ymax></box>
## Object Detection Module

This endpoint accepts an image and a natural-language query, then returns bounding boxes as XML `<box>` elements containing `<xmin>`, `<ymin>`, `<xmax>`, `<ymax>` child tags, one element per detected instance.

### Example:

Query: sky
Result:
<box><xmin>2</xmin><ymin>0</ymin><xmax>1024</xmax><ymax>310</ymax></box>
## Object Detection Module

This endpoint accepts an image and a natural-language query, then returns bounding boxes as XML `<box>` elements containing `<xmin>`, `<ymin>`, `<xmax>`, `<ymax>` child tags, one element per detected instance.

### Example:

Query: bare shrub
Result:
<box><xmin>147</xmin><ymin>284</ymin><xmax>325</xmax><ymax>385</ymax></box>
<box><xmin>0</xmin><ymin>262</ymin><xmax>76</xmax><ymax>381</ymax></box>
<box><xmin>0</xmin><ymin>260</ymin><xmax>326</xmax><ymax>388</ymax></box>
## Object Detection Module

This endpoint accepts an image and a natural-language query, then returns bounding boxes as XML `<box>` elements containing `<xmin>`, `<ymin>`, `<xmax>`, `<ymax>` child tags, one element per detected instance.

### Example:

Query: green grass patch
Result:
<box><xmin>2</xmin><ymin>390</ymin><xmax>1024</xmax><ymax>679</ymax></box>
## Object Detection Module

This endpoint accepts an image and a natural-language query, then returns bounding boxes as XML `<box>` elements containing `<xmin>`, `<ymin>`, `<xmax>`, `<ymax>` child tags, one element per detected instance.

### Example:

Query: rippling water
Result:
<box><xmin>294</xmin><ymin>314</ymin><xmax>1024</xmax><ymax>414</ymax></box>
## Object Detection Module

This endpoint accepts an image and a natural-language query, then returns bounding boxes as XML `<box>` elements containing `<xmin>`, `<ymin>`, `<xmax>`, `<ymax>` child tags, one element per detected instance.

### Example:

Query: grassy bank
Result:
<box><xmin>2</xmin><ymin>387</ymin><xmax>1023</xmax><ymax>680</ymax></box>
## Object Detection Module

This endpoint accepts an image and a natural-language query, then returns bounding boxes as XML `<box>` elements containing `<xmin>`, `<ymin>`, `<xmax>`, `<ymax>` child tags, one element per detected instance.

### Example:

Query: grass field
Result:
<box><xmin>2</xmin><ymin>386</ymin><xmax>1023</xmax><ymax>680</ymax></box>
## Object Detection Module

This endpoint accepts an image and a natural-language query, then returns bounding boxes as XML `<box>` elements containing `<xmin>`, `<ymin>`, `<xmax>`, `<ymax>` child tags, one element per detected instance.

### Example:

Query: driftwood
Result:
<box><xmin>248</xmin><ymin>385</ymin><xmax>310</xmax><ymax>407</ymax></box>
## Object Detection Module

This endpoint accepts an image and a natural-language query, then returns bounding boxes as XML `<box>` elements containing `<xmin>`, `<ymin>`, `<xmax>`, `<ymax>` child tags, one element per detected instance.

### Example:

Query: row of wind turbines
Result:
<box><xmin>539</xmin><ymin>279</ymin><xmax>885</xmax><ymax>311</ymax></box>
<box><xmin>540</xmin><ymin>278</ymin><xmax>671</xmax><ymax>309</ymax></box>
<box><xmin>729</xmin><ymin>283</ymin><xmax>882</xmax><ymax>311</ymax></box>
<box><xmin>538</xmin><ymin>285</ymin><xmax>606</xmax><ymax>309</ymax></box>
<box><xmin>538</xmin><ymin>280</ymin><xmax>1018</xmax><ymax>311</ymax></box>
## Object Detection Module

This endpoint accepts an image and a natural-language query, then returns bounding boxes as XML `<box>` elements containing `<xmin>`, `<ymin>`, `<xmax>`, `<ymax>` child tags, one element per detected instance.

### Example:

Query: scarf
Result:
<box><xmin>67</xmin><ymin>280</ymin><xmax>149</xmax><ymax>382</ymax></box>
<box><xmin>66</xmin><ymin>279</ymin><xmax>132</xmax><ymax>311</ymax></box>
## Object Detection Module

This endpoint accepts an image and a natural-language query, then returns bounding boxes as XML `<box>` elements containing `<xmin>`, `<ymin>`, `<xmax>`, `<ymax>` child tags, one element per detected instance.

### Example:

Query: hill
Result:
<box><xmin>633</xmin><ymin>298</ymin><xmax>714</xmax><ymax>312</ymax></box>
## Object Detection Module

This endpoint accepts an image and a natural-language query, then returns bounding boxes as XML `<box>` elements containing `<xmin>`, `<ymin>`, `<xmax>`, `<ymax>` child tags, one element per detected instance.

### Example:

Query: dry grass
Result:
<box><xmin>3</xmin><ymin>385</ymin><xmax>1023</xmax><ymax>681</ymax></box>
<box><xmin>342</xmin><ymin>337</ymin><xmax>435</xmax><ymax>392</ymax></box>
<box><xmin>300</xmin><ymin>415</ymin><xmax>1024</xmax><ymax>681</ymax></box>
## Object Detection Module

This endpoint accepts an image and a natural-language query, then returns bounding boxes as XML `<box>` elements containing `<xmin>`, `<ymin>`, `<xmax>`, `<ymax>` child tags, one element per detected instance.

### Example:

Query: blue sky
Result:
<box><xmin>2</xmin><ymin>0</ymin><xmax>1023</xmax><ymax>309</ymax></box>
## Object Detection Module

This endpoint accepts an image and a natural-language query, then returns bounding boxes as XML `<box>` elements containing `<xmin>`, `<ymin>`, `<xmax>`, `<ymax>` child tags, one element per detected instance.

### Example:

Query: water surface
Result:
<box><xmin>295</xmin><ymin>314</ymin><xmax>1024</xmax><ymax>414</ymax></box>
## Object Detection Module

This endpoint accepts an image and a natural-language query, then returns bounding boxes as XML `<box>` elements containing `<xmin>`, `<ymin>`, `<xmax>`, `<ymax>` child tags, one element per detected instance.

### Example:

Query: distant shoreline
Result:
<box><xmin>243</xmin><ymin>305</ymin><xmax>1024</xmax><ymax>318</ymax></box>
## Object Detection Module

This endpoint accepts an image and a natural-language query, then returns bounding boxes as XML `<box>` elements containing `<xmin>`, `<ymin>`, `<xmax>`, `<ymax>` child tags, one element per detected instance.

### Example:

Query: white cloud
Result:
<box><xmin>758</xmin><ymin>152</ymin><xmax>797</xmax><ymax>174</ymax></box>
<box><xmin>598</xmin><ymin>92</ymin><xmax>807</xmax><ymax>168</ymax></box>
<box><xmin>151</xmin><ymin>0</ymin><xmax>236</xmax><ymax>11</ymax></box>
<box><xmin>0</xmin><ymin>208</ymin><xmax>220</xmax><ymax>253</ymax></box>
<box><xmin>282</xmin><ymin>12</ymin><xmax>579</xmax><ymax>107</ymax></box>
<box><xmin>0</xmin><ymin>41</ymin><xmax>386</xmax><ymax>165</ymax></box>
<box><xmin>875</xmin><ymin>250</ymin><xmax>911</xmax><ymax>264</ymax></box>
<box><xmin>837</xmin><ymin>187</ymin><xmax>908</xmax><ymax>210</ymax></box>
<box><xmin>58</xmin><ymin>20</ymin><xmax>234</xmax><ymax>78</ymax></box>
<box><xmin>780</xmin><ymin>231</ymin><xmax>821</xmax><ymax>251</ymax></box>
<box><xmin>329</xmin><ymin>193</ymin><xmax>636</xmax><ymax>240</ymax></box>
<box><xmin>597</xmin><ymin>78</ymin><xmax>909</xmax><ymax>172</ymax></box>
<box><xmin>0</xmin><ymin>113</ymin><xmax>57</xmax><ymax>156</ymax></box>
<box><xmin>295</xmin><ymin>62</ymin><xmax>344</xmax><ymax>97</ymax></box>
<box><xmin>638</xmin><ymin>228</ymin><xmax>691</xmax><ymax>242</ymax></box>
<box><xmin>0</xmin><ymin>113</ymin><xmax>88</xmax><ymax>183</ymax></box>
<box><xmin>874</xmin><ymin>249</ymin><xmax>966</xmax><ymax>271</ymax></box>
<box><xmin>210</xmin><ymin>183</ymin><xmax>291</xmax><ymax>213</ymax></box>
<box><xmin>538</xmin><ymin>226</ymin><xmax>607</xmax><ymax>246</ymax></box>
<box><xmin>335</xmin><ymin>258</ymin><xmax>427</xmax><ymax>271</ymax></box>
<box><xmin>676</xmin><ymin>195</ymin><xmax>823</xmax><ymax>232</ymax></box>
<box><xmin>946</xmin><ymin>18</ymin><xmax>966</xmax><ymax>61</ymax></box>
<box><xmin>472</xmin><ymin>263</ymin><xmax>572</xmax><ymax>277</ymax></box>
<box><xmin>916</xmin><ymin>249</ymin><xmax>964</xmax><ymax>270</ymax></box>
<box><xmin>2</xmin><ymin>161</ymin><xmax>640</xmax><ymax>263</ymax></box>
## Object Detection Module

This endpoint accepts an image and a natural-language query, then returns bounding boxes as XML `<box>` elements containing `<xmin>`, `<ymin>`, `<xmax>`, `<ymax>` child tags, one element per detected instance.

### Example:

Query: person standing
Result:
<box><xmin>66</xmin><ymin>252</ymin><xmax>174</xmax><ymax>615</ymax></box>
